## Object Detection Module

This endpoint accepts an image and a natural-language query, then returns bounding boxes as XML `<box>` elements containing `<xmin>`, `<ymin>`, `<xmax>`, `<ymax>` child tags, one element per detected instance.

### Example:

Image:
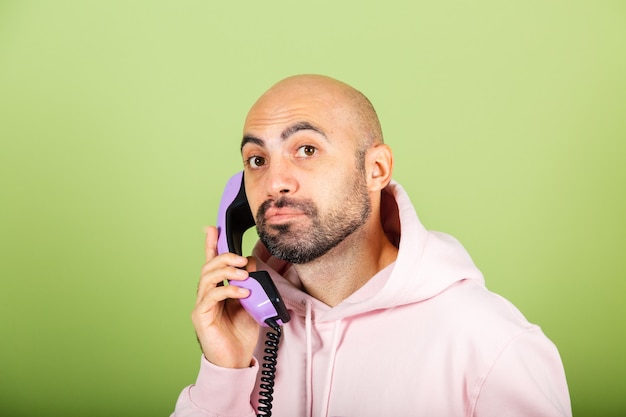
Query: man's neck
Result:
<box><xmin>292</xmin><ymin>223</ymin><xmax>398</xmax><ymax>307</ymax></box>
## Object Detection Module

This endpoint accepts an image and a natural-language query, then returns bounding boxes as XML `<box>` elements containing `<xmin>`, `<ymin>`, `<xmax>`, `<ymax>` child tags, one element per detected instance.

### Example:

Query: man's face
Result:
<box><xmin>241</xmin><ymin>83</ymin><xmax>372</xmax><ymax>264</ymax></box>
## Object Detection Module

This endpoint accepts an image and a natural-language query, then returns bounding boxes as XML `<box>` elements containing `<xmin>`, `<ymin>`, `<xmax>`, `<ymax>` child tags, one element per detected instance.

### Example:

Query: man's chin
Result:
<box><xmin>266</xmin><ymin>223</ymin><xmax>291</xmax><ymax>234</ymax></box>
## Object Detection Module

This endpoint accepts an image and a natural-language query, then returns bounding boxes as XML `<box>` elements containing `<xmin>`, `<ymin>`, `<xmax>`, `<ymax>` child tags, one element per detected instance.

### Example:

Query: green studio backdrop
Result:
<box><xmin>1</xmin><ymin>1</ymin><xmax>624</xmax><ymax>416</ymax></box>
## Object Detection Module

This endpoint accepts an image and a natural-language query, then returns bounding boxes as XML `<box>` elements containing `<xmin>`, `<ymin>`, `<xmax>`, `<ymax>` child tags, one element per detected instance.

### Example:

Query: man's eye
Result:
<box><xmin>297</xmin><ymin>145</ymin><xmax>317</xmax><ymax>157</ymax></box>
<box><xmin>247</xmin><ymin>156</ymin><xmax>266</xmax><ymax>168</ymax></box>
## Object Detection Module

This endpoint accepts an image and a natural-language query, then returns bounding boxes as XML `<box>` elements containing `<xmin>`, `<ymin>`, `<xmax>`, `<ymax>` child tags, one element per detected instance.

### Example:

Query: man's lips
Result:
<box><xmin>263</xmin><ymin>207</ymin><xmax>306</xmax><ymax>223</ymax></box>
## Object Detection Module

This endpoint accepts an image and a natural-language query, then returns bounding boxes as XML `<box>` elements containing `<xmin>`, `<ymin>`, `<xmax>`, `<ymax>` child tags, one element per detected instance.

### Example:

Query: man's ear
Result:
<box><xmin>365</xmin><ymin>144</ymin><xmax>394</xmax><ymax>192</ymax></box>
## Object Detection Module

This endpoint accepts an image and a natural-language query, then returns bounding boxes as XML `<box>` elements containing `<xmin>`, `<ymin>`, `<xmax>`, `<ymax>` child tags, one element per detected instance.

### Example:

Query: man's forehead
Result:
<box><xmin>248</xmin><ymin>90</ymin><xmax>338</xmax><ymax>118</ymax></box>
<box><xmin>243</xmin><ymin>94</ymin><xmax>342</xmax><ymax>134</ymax></box>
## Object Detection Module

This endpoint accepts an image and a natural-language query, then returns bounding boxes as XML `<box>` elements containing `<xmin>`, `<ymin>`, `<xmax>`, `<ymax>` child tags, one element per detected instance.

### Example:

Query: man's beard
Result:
<box><xmin>256</xmin><ymin>172</ymin><xmax>372</xmax><ymax>264</ymax></box>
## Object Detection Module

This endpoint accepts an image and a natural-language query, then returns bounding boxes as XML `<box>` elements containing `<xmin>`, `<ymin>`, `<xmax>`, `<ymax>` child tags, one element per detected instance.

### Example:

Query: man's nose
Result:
<box><xmin>265</xmin><ymin>158</ymin><xmax>297</xmax><ymax>197</ymax></box>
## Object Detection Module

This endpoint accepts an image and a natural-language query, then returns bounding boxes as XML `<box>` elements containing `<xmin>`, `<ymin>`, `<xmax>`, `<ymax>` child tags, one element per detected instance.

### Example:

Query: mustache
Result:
<box><xmin>257</xmin><ymin>196</ymin><xmax>318</xmax><ymax>220</ymax></box>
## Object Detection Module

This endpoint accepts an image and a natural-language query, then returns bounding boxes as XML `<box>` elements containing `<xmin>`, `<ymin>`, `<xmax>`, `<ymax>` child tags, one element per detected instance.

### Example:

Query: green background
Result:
<box><xmin>1</xmin><ymin>1</ymin><xmax>624</xmax><ymax>416</ymax></box>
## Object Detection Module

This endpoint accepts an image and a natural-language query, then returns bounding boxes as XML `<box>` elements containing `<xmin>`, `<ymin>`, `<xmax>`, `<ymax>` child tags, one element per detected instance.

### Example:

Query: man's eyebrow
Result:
<box><xmin>280</xmin><ymin>122</ymin><xmax>327</xmax><ymax>141</ymax></box>
<box><xmin>240</xmin><ymin>122</ymin><xmax>327</xmax><ymax>152</ymax></box>
<box><xmin>241</xmin><ymin>135</ymin><xmax>264</xmax><ymax>151</ymax></box>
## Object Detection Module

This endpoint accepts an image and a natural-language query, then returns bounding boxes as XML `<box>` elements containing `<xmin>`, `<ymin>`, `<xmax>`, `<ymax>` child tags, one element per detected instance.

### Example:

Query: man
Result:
<box><xmin>172</xmin><ymin>75</ymin><xmax>571</xmax><ymax>416</ymax></box>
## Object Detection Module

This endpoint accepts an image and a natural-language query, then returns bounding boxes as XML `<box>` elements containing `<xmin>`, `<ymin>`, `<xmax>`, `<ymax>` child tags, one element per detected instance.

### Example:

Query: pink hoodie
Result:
<box><xmin>172</xmin><ymin>181</ymin><xmax>572</xmax><ymax>417</ymax></box>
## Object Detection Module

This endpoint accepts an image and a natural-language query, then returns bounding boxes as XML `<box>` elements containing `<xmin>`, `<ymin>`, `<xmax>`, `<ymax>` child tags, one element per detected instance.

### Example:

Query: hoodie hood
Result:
<box><xmin>252</xmin><ymin>180</ymin><xmax>484</xmax><ymax>323</ymax></box>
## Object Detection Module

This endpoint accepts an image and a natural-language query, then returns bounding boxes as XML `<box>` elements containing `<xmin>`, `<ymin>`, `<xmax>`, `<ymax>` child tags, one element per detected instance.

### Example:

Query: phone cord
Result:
<box><xmin>257</xmin><ymin>319</ymin><xmax>281</xmax><ymax>417</ymax></box>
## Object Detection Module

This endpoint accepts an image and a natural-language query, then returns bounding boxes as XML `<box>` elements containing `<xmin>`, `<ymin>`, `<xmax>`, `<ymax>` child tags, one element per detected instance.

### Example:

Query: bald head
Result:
<box><xmin>245</xmin><ymin>75</ymin><xmax>384</xmax><ymax>151</ymax></box>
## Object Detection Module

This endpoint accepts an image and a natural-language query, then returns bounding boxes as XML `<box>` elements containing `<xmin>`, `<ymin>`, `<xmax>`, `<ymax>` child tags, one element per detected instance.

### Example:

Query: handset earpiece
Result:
<box><xmin>216</xmin><ymin>172</ymin><xmax>290</xmax><ymax>327</ymax></box>
<box><xmin>216</xmin><ymin>172</ymin><xmax>255</xmax><ymax>257</ymax></box>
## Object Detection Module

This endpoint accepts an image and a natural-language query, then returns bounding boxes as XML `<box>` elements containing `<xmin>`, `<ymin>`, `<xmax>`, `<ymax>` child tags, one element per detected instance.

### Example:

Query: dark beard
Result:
<box><xmin>256</xmin><ymin>174</ymin><xmax>372</xmax><ymax>264</ymax></box>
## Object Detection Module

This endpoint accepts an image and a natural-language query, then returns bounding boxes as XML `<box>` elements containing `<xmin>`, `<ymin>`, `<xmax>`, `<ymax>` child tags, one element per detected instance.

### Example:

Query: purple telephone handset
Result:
<box><xmin>216</xmin><ymin>171</ymin><xmax>290</xmax><ymax>327</ymax></box>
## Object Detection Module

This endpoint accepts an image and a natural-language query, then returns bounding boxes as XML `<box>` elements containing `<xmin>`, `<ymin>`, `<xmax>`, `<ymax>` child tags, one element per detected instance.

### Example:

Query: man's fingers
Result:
<box><xmin>194</xmin><ymin>284</ymin><xmax>250</xmax><ymax>314</ymax></box>
<box><xmin>201</xmin><ymin>254</ymin><xmax>248</xmax><ymax>276</ymax></box>
<box><xmin>205</xmin><ymin>226</ymin><xmax>219</xmax><ymax>262</ymax></box>
<box><xmin>197</xmin><ymin>261</ymin><xmax>249</xmax><ymax>297</ymax></box>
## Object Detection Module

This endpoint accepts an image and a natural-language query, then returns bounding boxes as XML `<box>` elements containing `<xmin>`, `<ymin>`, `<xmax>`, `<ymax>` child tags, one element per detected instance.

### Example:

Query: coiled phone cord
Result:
<box><xmin>257</xmin><ymin>319</ymin><xmax>282</xmax><ymax>417</ymax></box>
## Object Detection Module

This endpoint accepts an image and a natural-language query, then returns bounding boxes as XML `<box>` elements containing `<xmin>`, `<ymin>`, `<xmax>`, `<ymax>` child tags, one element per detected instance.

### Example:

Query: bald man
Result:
<box><xmin>172</xmin><ymin>75</ymin><xmax>571</xmax><ymax>417</ymax></box>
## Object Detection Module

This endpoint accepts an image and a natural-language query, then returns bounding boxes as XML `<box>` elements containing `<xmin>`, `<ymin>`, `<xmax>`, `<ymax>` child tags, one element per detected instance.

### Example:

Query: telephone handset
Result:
<box><xmin>216</xmin><ymin>171</ymin><xmax>290</xmax><ymax>327</ymax></box>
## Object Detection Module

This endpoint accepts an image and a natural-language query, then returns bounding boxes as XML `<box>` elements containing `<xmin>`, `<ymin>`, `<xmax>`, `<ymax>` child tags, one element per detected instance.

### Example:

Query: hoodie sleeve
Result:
<box><xmin>170</xmin><ymin>355</ymin><xmax>259</xmax><ymax>417</ymax></box>
<box><xmin>473</xmin><ymin>329</ymin><xmax>572</xmax><ymax>417</ymax></box>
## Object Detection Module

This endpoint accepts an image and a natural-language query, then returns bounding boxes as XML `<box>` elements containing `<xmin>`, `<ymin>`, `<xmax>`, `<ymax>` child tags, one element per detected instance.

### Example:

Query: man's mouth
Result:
<box><xmin>263</xmin><ymin>207</ymin><xmax>306</xmax><ymax>224</ymax></box>
<box><xmin>257</xmin><ymin>197</ymin><xmax>317</xmax><ymax>228</ymax></box>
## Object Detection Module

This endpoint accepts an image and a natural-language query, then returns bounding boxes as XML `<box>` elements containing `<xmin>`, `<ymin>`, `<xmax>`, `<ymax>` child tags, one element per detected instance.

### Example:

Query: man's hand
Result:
<box><xmin>192</xmin><ymin>226</ymin><xmax>260</xmax><ymax>368</ymax></box>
